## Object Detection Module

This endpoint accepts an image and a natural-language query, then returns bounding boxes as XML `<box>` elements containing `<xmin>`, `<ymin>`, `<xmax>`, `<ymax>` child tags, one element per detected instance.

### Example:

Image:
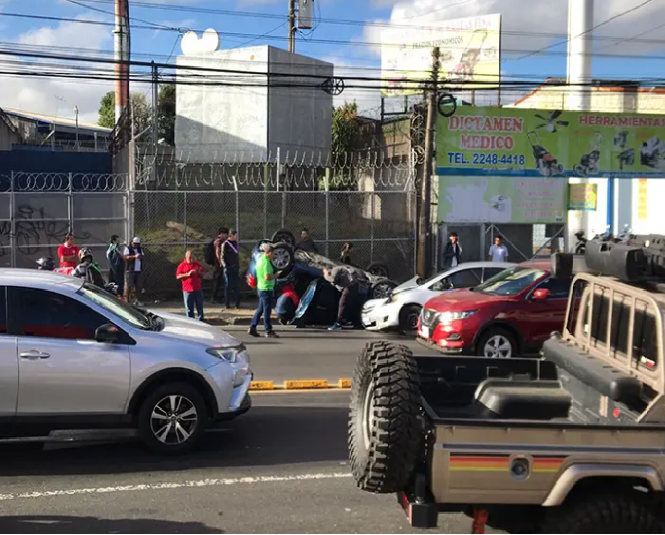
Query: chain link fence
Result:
<box><xmin>131</xmin><ymin>146</ymin><xmax>417</xmax><ymax>297</ymax></box>
<box><xmin>0</xmin><ymin>172</ymin><xmax>129</xmax><ymax>271</ymax></box>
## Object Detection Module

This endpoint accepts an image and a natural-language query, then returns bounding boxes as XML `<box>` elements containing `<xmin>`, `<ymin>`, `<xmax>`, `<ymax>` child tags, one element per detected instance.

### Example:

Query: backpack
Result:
<box><xmin>204</xmin><ymin>240</ymin><xmax>216</xmax><ymax>266</ymax></box>
<box><xmin>107</xmin><ymin>243</ymin><xmax>123</xmax><ymax>269</ymax></box>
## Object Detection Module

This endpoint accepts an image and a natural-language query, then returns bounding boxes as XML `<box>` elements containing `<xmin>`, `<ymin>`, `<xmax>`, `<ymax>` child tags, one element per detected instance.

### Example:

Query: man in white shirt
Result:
<box><xmin>489</xmin><ymin>235</ymin><xmax>509</xmax><ymax>263</ymax></box>
<box><xmin>124</xmin><ymin>236</ymin><xmax>145</xmax><ymax>305</ymax></box>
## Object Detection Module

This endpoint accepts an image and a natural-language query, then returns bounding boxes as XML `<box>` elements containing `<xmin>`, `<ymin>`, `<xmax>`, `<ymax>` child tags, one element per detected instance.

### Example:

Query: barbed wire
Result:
<box><xmin>0</xmin><ymin>173</ymin><xmax>128</xmax><ymax>193</ymax></box>
<box><xmin>134</xmin><ymin>145</ymin><xmax>417</xmax><ymax>190</ymax></box>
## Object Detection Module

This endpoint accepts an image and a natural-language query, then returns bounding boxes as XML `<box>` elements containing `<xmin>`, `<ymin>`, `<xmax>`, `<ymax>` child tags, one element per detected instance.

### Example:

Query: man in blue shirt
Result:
<box><xmin>489</xmin><ymin>236</ymin><xmax>509</xmax><ymax>262</ymax></box>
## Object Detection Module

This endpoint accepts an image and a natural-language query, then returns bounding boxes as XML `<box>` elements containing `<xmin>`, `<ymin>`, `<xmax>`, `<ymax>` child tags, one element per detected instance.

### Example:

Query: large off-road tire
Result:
<box><xmin>138</xmin><ymin>382</ymin><xmax>208</xmax><ymax>455</ymax></box>
<box><xmin>348</xmin><ymin>341</ymin><xmax>422</xmax><ymax>494</ymax></box>
<box><xmin>539</xmin><ymin>490</ymin><xmax>665</xmax><ymax>533</ymax></box>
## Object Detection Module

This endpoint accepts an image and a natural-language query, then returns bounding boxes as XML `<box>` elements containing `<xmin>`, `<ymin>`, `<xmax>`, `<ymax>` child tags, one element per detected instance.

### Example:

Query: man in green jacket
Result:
<box><xmin>248</xmin><ymin>242</ymin><xmax>279</xmax><ymax>338</ymax></box>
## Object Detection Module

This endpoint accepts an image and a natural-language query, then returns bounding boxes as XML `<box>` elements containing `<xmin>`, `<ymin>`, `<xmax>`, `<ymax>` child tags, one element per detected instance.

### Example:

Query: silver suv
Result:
<box><xmin>0</xmin><ymin>269</ymin><xmax>252</xmax><ymax>454</ymax></box>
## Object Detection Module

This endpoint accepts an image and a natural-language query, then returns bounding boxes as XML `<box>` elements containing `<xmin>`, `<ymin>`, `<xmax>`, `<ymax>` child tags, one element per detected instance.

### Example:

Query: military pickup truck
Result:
<box><xmin>349</xmin><ymin>235</ymin><xmax>665</xmax><ymax>533</ymax></box>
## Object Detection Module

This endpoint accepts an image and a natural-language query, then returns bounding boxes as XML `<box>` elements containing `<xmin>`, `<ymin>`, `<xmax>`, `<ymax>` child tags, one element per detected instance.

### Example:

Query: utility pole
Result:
<box><xmin>151</xmin><ymin>61</ymin><xmax>159</xmax><ymax>181</ymax></box>
<box><xmin>416</xmin><ymin>47</ymin><xmax>440</xmax><ymax>279</ymax></box>
<box><xmin>288</xmin><ymin>0</ymin><xmax>296</xmax><ymax>53</ymax></box>
<box><xmin>74</xmin><ymin>105</ymin><xmax>79</xmax><ymax>152</ymax></box>
<box><xmin>113</xmin><ymin>0</ymin><xmax>130</xmax><ymax>124</ymax></box>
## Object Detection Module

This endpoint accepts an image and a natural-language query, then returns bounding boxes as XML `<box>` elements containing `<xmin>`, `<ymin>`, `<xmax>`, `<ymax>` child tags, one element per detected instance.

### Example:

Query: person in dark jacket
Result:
<box><xmin>325</xmin><ymin>266</ymin><xmax>359</xmax><ymax>331</ymax></box>
<box><xmin>212</xmin><ymin>227</ymin><xmax>229</xmax><ymax>303</ymax></box>
<box><xmin>296</xmin><ymin>227</ymin><xmax>318</xmax><ymax>253</ymax></box>
<box><xmin>124</xmin><ymin>237</ymin><xmax>145</xmax><ymax>305</ymax></box>
<box><xmin>443</xmin><ymin>232</ymin><xmax>463</xmax><ymax>268</ymax></box>
<box><xmin>222</xmin><ymin>229</ymin><xmax>240</xmax><ymax>309</ymax></box>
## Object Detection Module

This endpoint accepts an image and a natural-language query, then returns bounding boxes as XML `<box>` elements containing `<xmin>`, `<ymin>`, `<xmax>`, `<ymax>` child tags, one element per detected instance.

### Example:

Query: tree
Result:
<box><xmin>157</xmin><ymin>84</ymin><xmax>176</xmax><ymax>145</ymax></box>
<box><xmin>97</xmin><ymin>91</ymin><xmax>152</xmax><ymax>135</ymax></box>
<box><xmin>329</xmin><ymin>101</ymin><xmax>361</xmax><ymax>191</ymax></box>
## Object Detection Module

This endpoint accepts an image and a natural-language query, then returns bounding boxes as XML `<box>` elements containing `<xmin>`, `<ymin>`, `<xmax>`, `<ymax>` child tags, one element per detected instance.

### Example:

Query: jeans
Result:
<box><xmin>212</xmin><ymin>265</ymin><xmax>225</xmax><ymax>301</ymax></box>
<box><xmin>251</xmin><ymin>290</ymin><xmax>274</xmax><ymax>332</ymax></box>
<box><xmin>224</xmin><ymin>267</ymin><xmax>240</xmax><ymax>308</ymax></box>
<box><xmin>184</xmin><ymin>290</ymin><xmax>205</xmax><ymax>321</ymax></box>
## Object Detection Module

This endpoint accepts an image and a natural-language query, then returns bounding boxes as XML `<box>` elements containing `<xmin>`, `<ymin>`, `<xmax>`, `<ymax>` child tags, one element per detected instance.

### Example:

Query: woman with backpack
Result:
<box><xmin>107</xmin><ymin>234</ymin><xmax>125</xmax><ymax>296</ymax></box>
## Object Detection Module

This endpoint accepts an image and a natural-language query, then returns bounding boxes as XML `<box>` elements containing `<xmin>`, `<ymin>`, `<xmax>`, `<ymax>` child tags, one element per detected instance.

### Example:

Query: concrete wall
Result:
<box><xmin>175</xmin><ymin>46</ymin><xmax>270</xmax><ymax>162</ymax></box>
<box><xmin>267</xmin><ymin>47</ymin><xmax>333</xmax><ymax>159</ymax></box>
<box><xmin>175</xmin><ymin>46</ymin><xmax>333</xmax><ymax>164</ymax></box>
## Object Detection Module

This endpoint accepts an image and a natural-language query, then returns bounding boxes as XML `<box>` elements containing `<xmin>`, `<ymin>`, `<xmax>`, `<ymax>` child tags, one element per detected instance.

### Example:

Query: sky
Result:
<box><xmin>0</xmin><ymin>0</ymin><xmax>664</xmax><ymax>124</ymax></box>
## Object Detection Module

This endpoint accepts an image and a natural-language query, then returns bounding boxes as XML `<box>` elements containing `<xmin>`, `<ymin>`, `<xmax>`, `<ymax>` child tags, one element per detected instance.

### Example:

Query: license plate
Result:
<box><xmin>420</xmin><ymin>326</ymin><xmax>430</xmax><ymax>339</ymax></box>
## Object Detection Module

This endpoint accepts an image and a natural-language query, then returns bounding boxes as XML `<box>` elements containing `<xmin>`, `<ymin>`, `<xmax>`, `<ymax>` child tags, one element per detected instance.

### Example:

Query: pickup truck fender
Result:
<box><xmin>542</xmin><ymin>463</ymin><xmax>663</xmax><ymax>506</ymax></box>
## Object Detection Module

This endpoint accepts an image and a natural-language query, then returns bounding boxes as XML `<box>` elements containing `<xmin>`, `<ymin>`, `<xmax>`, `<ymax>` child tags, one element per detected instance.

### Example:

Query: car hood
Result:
<box><xmin>424</xmin><ymin>288</ymin><xmax>506</xmax><ymax>312</ymax></box>
<box><xmin>393</xmin><ymin>276</ymin><xmax>419</xmax><ymax>293</ymax></box>
<box><xmin>151</xmin><ymin>310</ymin><xmax>242</xmax><ymax>347</ymax></box>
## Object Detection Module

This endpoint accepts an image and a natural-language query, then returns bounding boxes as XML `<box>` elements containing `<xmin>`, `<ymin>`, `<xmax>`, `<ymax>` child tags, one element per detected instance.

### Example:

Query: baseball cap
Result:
<box><xmin>133</xmin><ymin>236</ymin><xmax>141</xmax><ymax>243</ymax></box>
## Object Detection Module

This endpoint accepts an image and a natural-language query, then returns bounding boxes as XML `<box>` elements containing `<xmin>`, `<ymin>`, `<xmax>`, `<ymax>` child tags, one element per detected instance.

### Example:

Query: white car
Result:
<box><xmin>361</xmin><ymin>261</ymin><xmax>515</xmax><ymax>332</ymax></box>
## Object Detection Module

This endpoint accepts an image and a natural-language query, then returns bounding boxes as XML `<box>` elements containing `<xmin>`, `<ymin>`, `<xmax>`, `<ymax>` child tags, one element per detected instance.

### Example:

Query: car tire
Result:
<box><xmin>271</xmin><ymin>229</ymin><xmax>296</xmax><ymax>247</ymax></box>
<box><xmin>366</xmin><ymin>262</ymin><xmax>390</xmax><ymax>279</ymax></box>
<box><xmin>370</xmin><ymin>279</ymin><xmax>397</xmax><ymax>300</ymax></box>
<box><xmin>399</xmin><ymin>305</ymin><xmax>421</xmax><ymax>334</ymax></box>
<box><xmin>271</xmin><ymin>242</ymin><xmax>295</xmax><ymax>272</ymax></box>
<box><xmin>137</xmin><ymin>382</ymin><xmax>208</xmax><ymax>455</ymax></box>
<box><xmin>539</xmin><ymin>490</ymin><xmax>665</xmax><ymax>533</ymax></box>
<box><xmin>477</xmin><ymin>328</ymin><xmax>517</xmax><ymax>358</ymax></box>
<box><xmin>349</xmin><ymin>341</ymin><xmax>422</xmax><ymax>494</ymax></box>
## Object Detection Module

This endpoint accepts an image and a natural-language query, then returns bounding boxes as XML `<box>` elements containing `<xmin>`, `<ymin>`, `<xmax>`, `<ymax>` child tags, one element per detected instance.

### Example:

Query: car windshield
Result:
<box><xmin>78</xmin><ymin>283</ymin><xmax>152</xmax><ymax>330</ymax></box>
<box><xmin>473</xmin><ymin>266</ymin><xmax>547</xmax><ymax>297</ymax></box>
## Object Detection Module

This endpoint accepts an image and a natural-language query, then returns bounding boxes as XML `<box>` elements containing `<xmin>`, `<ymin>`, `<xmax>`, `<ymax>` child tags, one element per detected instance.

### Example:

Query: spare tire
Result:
<box><xmin>271</xmin><ymin>229</ymin><xmax>296</xmax><ymax>247</ymax></box>
<box><xmin>370</xmin><ymin>279</ymin><xmax>397</xmax><ymax>300</ymax></box>
<box><xmin>349</xmin><ymin>341</ymin><xmax>422</xmax><ymax>493</ymax></box>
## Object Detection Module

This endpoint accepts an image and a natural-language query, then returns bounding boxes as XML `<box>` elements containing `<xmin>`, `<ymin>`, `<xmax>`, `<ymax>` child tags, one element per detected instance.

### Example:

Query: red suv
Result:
<box><xmin>418</xmin><ymin>262</ymin><xmax>571</xmax><ymax>358</ymax></box>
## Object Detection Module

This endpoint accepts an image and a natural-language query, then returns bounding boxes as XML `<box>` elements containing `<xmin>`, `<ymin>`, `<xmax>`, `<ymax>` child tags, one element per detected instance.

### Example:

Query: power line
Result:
<box><xmin>7</xmin><ymin>10</ymin><xmax>665</xmax><ymax>51</ymax></box>
<box><xmin>518</xmin><ymin>0</ymin><xmax>658</xmax><ymax>60</ymax></box>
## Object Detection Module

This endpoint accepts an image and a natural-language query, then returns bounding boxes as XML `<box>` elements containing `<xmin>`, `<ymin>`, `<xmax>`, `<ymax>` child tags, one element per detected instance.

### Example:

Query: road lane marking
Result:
<box><xmin>0</xmin><ymin>472</ymin><xmax>353</xmax><ymax>502</ymax></box>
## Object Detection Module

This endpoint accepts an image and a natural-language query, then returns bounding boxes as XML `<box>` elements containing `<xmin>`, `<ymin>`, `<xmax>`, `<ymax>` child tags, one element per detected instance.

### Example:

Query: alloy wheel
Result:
<box><xmin>483</xmin><ymin>335</ymin><xmax>513</xmax><ymax>358</ymax></box>
<box><xmin>150</xmin><ymin>395</ymin><xmax>199</xmax><ymax>445</ymax></box>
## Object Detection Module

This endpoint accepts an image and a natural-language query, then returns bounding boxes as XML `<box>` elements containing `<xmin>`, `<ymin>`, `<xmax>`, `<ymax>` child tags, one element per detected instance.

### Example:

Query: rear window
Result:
<box><xmin>474</xmin><ymin>266</ymin><xmax>547</xmax><ymax>297</ymax></box>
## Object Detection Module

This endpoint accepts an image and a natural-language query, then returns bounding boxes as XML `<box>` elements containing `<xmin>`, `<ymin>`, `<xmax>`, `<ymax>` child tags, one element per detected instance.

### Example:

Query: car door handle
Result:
<box><xmin>19</xmin><ymin>350</ymin><xmax>50</xmax><ymax>359</ymax></box>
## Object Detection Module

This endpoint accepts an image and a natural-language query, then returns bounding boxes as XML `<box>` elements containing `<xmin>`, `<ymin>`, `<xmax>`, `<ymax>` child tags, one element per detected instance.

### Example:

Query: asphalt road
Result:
<box><xmin>0</xmin><ymin>391</ymin><xmax>477</xmax><ymax>534</ymax></box>
<box><xmin>0</xmin><ymin>331</ymin><xmax>476</xmax><ymax>534</ymax></box>
<box><xmin>223</xmin><ymin>325</ymin><xmax>439</xmax><ymax>383</ymax></box>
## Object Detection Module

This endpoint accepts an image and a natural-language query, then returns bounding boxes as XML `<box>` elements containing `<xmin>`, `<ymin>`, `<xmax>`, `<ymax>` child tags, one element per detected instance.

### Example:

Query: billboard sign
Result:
<box><xmin>381</xmin><ymin>14</ymin><xmax>501</xmax><ymax>97</ymax></box>
<box><xmin>436</xmin><ymin>106</ymin><xmax>665</xmax><ymax>178</ymax></box>
<box><xmin>438</xmin><ymin>175</ymin><xmax>566</xmax><ymax>224</ymax></box>
<box><xmin>568</xmin><ymin>183</ymin><xmax>597</xmax><ymax>211</ymax></box>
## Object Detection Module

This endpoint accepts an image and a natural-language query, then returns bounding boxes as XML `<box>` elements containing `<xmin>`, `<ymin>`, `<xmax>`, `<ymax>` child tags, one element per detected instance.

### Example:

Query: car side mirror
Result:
<box><xmin>532</xmin><ymin>288</ymin><xmax>551</xmax><ymax>300</ymax></box>
<box><xmin>95</xmin><ymin>323</ymin><xmax>120</xmax><ymax>343</ymax></box>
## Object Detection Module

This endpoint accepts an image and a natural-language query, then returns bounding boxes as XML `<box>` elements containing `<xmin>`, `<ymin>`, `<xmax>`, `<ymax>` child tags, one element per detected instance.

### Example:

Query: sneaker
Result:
<box><xmin>265</xmin><ymin>331</ymin><xmax>279</xmax><ymax>338</ymax></box>
<box><xmin>328</xmin><ymin>323</ymin><xmax>342</xmax><ymax>331</ymax></box>
<box><xmin>248</xmin><ymin>328</ymin><xmax>260</xmax><ymax>338</ymax></box>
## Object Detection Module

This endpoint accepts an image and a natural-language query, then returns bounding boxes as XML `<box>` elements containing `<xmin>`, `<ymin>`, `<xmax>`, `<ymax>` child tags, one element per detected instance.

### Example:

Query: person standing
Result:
<box><xmin>57</xmin><ymin>233</ymin><xmax>80</xmax><ymax>269</ymax></box>
<box><xmin>106</xmin><ymin>234</ymin><xmax>125</xmax><ymax>296</ymax></box>
<box><xmin>222</xmin><ymin>230</ymin><xmax>241</xmax><ymax>309</ymax></box>
<box><xmin>325</xmin><ymin>266</ymin><xmax>359</xmax><ymax>331</ymax></box>
<box><xmin>443</xmin><ymin>232</ymin><xmax>463</xmax><ymax>268</ymax></box>
<box><xmin>296</xmin><ymin>227</ymin><xmax>318</xmax><ymax>253</ymax></box>
<box><xmin>489</xmin><ymin>235</ymin><xmax>509</xmax><ymax>263</ymax></box>
<box><xmin>212</xmin><ymin>227</ymin><xmax>229</xmax><ymax>303</ymax></box>
<box><xmin>340</xmin><ymin>242</ymin><xmax>353</xmax><ymax>265</ymax></box>
<box><xmin>124</xmin><ymin>237</ymin><xmax>145</xmax><ymax>305</ymax></box>
<box><xmin>176</xmin><ymin>250</ymin><xmax>205</xmax><ymax>321</ymax></box>
<box><xmin>248</xmin><ymin>242</ymin><xmax>279</xmax><ymax>338</ymax></box>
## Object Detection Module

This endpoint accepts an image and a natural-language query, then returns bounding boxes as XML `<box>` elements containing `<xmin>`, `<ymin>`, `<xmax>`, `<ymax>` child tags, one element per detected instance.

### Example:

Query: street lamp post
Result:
<box><xmin>74</xmin><ymin>105</ymin><xmax>79</xmax><ymax>152</ymax></box>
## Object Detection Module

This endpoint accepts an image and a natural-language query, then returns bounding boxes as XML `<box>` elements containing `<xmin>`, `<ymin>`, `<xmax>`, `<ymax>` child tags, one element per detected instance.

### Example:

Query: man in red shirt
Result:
<box><xmin>176</xmin><ymin>249</ymin><xmax>205</xmax><ymax>321</ymax></box>
<box><xmin>57</xmin><ymin>234</ymin><xmax>80</xmax><ymax>269</ymax></box>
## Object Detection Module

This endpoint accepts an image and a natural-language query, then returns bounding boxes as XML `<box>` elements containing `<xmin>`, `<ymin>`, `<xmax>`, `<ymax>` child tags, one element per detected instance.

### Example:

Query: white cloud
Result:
<box><xmin>0</xmin><ymin>18</ymin><xmax>116</xmax><ymax>124</ymax></box>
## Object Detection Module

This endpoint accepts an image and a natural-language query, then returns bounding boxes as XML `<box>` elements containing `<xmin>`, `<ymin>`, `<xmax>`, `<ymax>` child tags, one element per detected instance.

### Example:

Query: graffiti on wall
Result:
<box><xmin>0</xmin><ymin>204</ymin><xmax>91</xmax><ymax>260</ymax></box>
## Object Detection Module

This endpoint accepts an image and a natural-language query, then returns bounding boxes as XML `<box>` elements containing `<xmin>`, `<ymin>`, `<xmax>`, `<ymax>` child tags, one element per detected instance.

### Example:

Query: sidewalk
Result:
<box><xmin>149</xmin><ymin>300</ymin><xmax>255</xmax><ymax>326</ymax></box>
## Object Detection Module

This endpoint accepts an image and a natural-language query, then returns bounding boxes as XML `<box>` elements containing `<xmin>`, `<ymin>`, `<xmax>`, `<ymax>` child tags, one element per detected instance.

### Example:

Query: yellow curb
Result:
<box><xmin>249</xmin><ymin>381</ymin><xmax>275</xmax><ymax>391</ymax></box>
<box><xmin>284</xmin><ymin>379</ymin><xmax>329</xmax><ymax>390</ymax></box>
<box><xmin>338</xmin><ymin>378</ymin><xmax>352</xmax><ymax>389</ymax></box>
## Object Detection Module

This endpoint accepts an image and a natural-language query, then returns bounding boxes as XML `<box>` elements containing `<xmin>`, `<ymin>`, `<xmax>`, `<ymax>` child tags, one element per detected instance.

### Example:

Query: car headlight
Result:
<box><xmin>437</xmin><ymin>310</ymin><xmax>477</xmax><ymax>323</ymax></box>
<box><xmin>206</xmin><ymin>344</ymin><xmax>246</xmax><ymax>363</ymax></box>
